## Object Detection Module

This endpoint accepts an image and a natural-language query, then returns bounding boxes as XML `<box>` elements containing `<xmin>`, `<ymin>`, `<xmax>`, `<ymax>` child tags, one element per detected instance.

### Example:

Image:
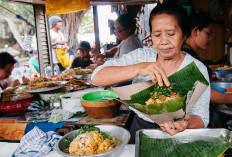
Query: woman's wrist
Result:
<box><xmin>102</xmin><ymin>52</ymin><xmax>106</xmax><ymax>58</ymax></box>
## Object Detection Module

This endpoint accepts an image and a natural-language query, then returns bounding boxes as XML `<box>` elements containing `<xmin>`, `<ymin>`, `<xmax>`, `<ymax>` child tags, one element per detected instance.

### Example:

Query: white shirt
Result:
<box><xmin>91</xmin><ymin>47</ymin><xmax>211</xmax><ymax>127</ymax></box>
<box><xmin>50</xmin><ymin>29</ymin><xmax>65</xmax><ymax>64</ymax></box>
<box><xmin>114</xmin><ymin>34</ymin><xmax>143</xmax><ymax>59</ymax></box>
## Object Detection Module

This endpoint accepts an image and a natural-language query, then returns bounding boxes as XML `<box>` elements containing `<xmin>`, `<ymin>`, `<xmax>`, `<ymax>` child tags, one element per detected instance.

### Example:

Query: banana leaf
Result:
<box><xmin>130</xmin><ymin>97</ymin><xmax>185</xmax><ymax>115</ymax></box>
<box><xmin>120</xmin><ymin>61</ymin><xmax>209</xmax><ymax>115</ymax></box>
<box><xmin>139</xmin><ymin>132</ymin><xmax>232</xmax><ymax>157</ymax></box>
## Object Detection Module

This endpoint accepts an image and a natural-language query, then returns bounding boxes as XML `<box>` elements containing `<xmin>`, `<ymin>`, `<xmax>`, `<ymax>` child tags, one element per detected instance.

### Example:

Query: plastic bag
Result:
<box><xmin>55</xmin><ymin>48</ymin><xmax>71</xmax><ymax>68</ymax></box>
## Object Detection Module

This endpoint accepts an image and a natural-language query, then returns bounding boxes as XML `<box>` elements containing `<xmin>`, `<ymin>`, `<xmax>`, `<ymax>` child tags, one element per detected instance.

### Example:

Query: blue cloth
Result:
<box><xmin>25</xmin><ymin>121</ymin><xmax>66</xmax><ymax>134</ymax></box>
<box><xmin>12</xmin><ymin>126</ymin><xmax>61</xmax><ymax>157</ymax></box>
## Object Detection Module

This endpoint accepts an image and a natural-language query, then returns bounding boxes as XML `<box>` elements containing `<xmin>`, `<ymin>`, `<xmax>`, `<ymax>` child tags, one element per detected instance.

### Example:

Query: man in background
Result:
<box><xmin>49</xmin><ymin>16</ymin><xmax>74</xmax><ymax>71</ymax></box>
<box><xmin>71</xmin><ymin>41</ymin><xmax>93</xmax><ymax>69</ymax></box>
<box><xmin>0</xmin><ymin>52</ymin><xmax>28</xmax><ymax>89</ymax></box>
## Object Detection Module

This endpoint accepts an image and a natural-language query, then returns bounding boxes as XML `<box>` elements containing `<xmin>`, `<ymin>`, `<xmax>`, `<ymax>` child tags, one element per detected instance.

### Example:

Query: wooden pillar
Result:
<box><xmin>93</xmin><ymin>6</ymin><xmax>100</xmax><ymax>54</ymax></box>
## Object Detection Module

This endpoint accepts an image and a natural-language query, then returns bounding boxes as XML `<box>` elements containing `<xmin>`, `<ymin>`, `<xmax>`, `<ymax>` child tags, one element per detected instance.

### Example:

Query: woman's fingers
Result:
<box><xmin>173</xmin><ymin>121</ymin><xmax>187</xmax><ymax>132</ymax></box>
<box><xmin>160</xmin><ymin>122</ymin><xmax>178</xmax><ymax>136</ymax></box>
<box><xmin>153</xmin><ymin>69</ymin><xmax>163</xmax><ymax>87</ymax></box>
<box><xmin>136</xmin><ymin>62</ymin><xmax>170</xmax><ymax>87</ymax></box>
<box><xmin>153</xmin><ymin>62</ymin><xmax>170</xmax><ymax>87</ymax></box>
<box><xmin>160</xmin><ymin>120</ymin><xmax>188</xmax><ymax>136</ymax></box>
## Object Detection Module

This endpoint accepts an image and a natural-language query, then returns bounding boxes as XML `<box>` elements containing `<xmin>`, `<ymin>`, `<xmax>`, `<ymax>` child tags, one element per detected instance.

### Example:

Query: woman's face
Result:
<box><xmin>150</xmin><ymin>14</ymin><xmax>185</xmax><ymax>60</ymax></box>
<box><xmin>34</xmin><ymin>53</ymin><xmax>39</xmax><ymax>60</ymax></box>
<box><xmin>114</xmin><ymin>21</ymin><xmax>131</xmax><ymax>41</ymax></box>
<box><xmin>194</xmin><ymin>26</ymin><xmax>212</xmax><ymax>50</ymax></box>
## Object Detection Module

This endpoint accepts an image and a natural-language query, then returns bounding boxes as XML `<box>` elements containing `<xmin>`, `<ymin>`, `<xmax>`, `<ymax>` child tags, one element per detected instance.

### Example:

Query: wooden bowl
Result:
<box><xmin>80</xmin><ymin>90</ymin><xmax>121</xmax><ymax>118</ymax></box>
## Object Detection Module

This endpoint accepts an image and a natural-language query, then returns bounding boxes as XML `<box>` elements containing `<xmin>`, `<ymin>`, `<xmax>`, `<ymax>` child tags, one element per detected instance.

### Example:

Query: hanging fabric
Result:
<box><xmin>45</xmin><ymin>0</ymin><xmax>90</xmax><ymax>15</ymax></box>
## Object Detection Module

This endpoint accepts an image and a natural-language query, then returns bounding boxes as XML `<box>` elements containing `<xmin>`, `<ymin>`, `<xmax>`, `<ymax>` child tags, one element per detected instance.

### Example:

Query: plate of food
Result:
<box><xmin>0</xmin><ymin>87</ymin><xmax>34</xmax><ymax>114</ymax></box>
<box><xmin>56</xmin><ymin>124</ymin><xmax>130</xmax><ymax>157</ymax></box>
<box><xmin>1</xmin><ymin>87</ymin><xmax>33</xmax><ymax>102</ymax></box>
<box><xmin>28</xmin><ymin>76</ymin><xmax>51</xmax><ymax>85</ymax></box>
<box><xmin>215</xmin><ymin>65</ymin><xmax>232</xmax><ymax>74</ymax></box>
<box><xmin>23</xmin><ymin>81</ymin><xmax>65</xmax><ymax>93</ymax></box>
<box><xmin>50</xmin><ymin>74</ymin><xmax>77</xmax><ymax>81</ymax></box>
<box><xmin>63</xmin><ymin>67</ymin><xmax>93</xmax><ymax>75</ymax></box>
<box><xmin>65</xmin><ymin>79</ymin><xmax>91</xmax><ymax>91</ymax></box>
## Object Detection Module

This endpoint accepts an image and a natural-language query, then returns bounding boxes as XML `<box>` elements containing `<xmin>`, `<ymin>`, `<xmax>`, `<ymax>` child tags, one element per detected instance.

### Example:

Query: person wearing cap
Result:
<box><xmin>71</xmin><ymin>41</ymin><xmax>93</xmax><ymax>69</ymax></box>
<box><xmin>28</xmin><ymin>50</ymin><xmax>40</xmax><ymax>76</ymax></box>
<box><xmin>49</xmin><ymin>15</ymin><xmax>74</xmax><ymax>71</ymax></box>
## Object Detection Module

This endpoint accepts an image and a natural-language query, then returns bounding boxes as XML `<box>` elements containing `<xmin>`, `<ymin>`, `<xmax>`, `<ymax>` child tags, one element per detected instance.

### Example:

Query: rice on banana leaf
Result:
<box><xmin>120</xmin><ymin>62</ymin><xmax>209</xmax><ymax>115</ymax></box>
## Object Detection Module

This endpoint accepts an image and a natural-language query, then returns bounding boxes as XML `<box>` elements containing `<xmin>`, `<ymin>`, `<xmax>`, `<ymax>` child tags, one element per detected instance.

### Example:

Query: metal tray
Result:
<box><xmin>23</xmin><ymin>84</ymin><xmax>65</xmax><ymax>93</ymax></box>
<box><xmin>135</xmin><ymin>128</ymin><xmax>231</xmax><ymax>157</ymax></box>
<box><xmin>211</xmin><ymin>81</ymin><xmax>232</xmax><ymax>89</ymax></box>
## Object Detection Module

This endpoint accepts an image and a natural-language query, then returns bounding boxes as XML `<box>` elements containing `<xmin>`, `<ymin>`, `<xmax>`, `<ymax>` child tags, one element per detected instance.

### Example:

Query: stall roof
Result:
<box><xmin>3</xmin><ymin>0</ymin><xmax>162</xmax><ymax>5</ymax></box>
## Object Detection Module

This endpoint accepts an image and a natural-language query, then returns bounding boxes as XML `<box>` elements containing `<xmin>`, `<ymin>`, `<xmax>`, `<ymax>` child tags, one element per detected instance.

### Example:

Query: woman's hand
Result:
<box><xmin>135</xmin><ymin>61</ymin><xmax>170</xmax><ymax>87</ymax></box>
<box><xmin>160</xmin><ymin>114</ymin><xmax>190</xmax><ymax>136</ymax></box>
<box><xmin>22</xmin><ymin>76</ymin><xmax>30</xmax><ymax>84</ymax></box>
<box><xmin>94</xmin><ymin>54</ymin><xmax>105</xmax><ymax>60</ymax></box>
<box><xmin>12</xmin><ymin>79</ymin><xmax>20</xmax><ymax>87</ymax></box>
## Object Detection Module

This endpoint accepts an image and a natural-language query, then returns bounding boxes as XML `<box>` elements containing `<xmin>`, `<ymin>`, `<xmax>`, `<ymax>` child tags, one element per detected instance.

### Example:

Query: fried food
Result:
<box><xmin>24</xmin><ymin>82</ymin><xmax>60</xmax><ymax>90</ymax></box>
<box><xmin>217</xmin><ymin>65</ymin><xmax>232</xmax><ymax>71</ymax></box>
<box><xmin>65</xmin><ymin>79</ymin><xmax>89</xmax><ymax>88</ymax></box>
<box><xmin>29</xmin><ymin>76</ymin><xmax>50</xmax><ymax>85</ymax></box>
<box><xmin>50</xmin><ymin>74</ymin><xmax>76</xmax><ymax>81</ymax></box>
<box><xmin>145</xmin><ymin>83</ymin><xmax>182</xmax><ymax>105</ymax></box>
<box><xmin>64</xmin><ymin>67</ymin><xmax>93</xmax><ymax>75</ymax></box>
<box><xmin>1</xmin><ymin>87</ymin><xmax>32</xmax><ymax>102</ymax></box>
<box><xmin>69</xmin><ymin>131</ymin><xmax>118</xmax><ymax>156</ymax></box>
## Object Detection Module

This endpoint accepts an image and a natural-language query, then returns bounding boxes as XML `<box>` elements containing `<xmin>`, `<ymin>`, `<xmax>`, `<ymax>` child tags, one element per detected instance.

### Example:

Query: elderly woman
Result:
<box><xmin>91</xmin><ymin>4</ymin><xmax>210</xmax><ymax>143</ymax></box>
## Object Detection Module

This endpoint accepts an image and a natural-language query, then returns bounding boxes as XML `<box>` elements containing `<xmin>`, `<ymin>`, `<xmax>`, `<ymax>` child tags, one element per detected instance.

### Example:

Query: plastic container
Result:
<box><xmin>54</xmin><ymin>65</ymin><xmax>60</xmax><ymax>75</ymax></box>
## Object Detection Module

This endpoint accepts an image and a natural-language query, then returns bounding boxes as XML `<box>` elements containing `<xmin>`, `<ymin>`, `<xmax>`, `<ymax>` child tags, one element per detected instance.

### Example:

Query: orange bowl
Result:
<box><xmin>80</xmin><ymin>91</ymin><xmax>121</xmax><ymax>118</ymax></box>
<box><xmin>0</xmin><ymin>97</ymin><xmax>33</xmax><ymax>114</ymax></box>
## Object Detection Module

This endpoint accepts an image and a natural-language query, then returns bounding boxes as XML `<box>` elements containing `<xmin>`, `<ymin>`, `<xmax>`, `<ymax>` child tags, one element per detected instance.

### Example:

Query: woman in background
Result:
<box><xmin>94</xmin><ymin>14</ymin><xmax>143</xmax><ymax>61</ymax></box>
<box><xmin>182</xmin><ymin>11</ymin><xmax>232</xmax><ymax>104</ymax></box>
<box><xmin>29</xmin><ymin>50</ymin><xmax>40</xmax><ymax>77</ymax></box>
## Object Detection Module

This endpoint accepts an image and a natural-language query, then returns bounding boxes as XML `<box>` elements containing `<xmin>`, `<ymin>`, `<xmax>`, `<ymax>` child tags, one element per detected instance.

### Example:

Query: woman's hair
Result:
<box><xmin>0</xmin><ymin>52</ymin><xmax>16</xmax><ymax>69</ymax></box>
<box><xmin>115</xmin><ymin>14</ymin><xmax>137</xmax><ymax>35</ymax></box>
<box><xmin>188</xmin><ymin>11</ymin><xmax>211</xmax><ymax>35</ymax></box>
<box><xmin>149</xmin><ymin>3</ymin><xmax>190</xmax><ymax>37</ymax></box>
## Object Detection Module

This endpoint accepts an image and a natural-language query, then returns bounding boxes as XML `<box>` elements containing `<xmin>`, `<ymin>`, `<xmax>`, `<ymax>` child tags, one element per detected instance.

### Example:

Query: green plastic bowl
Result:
<box><xmin>80</xmin><ymin>90</ymin><xmax>118</xmax><ymax>102</ymax></box>
<box><xmin>80</xmin><ymin>90</ymin><xmax>121</xmax><ymax>118</ymax></box>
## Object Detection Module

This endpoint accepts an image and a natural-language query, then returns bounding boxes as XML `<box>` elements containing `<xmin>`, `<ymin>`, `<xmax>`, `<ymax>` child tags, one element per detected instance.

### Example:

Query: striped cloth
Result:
<box><xmin>12</xmin><ymin>126</ymin><xmax>61</xmax><ymax>157</ymax></box>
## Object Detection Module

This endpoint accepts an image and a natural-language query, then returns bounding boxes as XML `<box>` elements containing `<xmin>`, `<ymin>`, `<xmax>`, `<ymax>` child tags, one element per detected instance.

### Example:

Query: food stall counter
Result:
<box><xmin>0</xmin><ymin>142</ymin><xmax>135</xmax><ymax>157</ymax></box>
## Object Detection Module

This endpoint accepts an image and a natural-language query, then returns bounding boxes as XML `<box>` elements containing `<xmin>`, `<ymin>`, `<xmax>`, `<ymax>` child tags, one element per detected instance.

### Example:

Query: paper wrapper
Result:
<box><xmin>112</xmin><ymin>81</ymin><xmax>208</xmax><ymax>125</ymax></box>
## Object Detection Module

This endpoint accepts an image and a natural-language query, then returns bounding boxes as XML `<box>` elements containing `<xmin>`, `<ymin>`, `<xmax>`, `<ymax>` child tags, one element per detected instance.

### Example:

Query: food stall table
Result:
<box><xmin>0</xmin><ymin>142</ymin><xmax>135</xmax><ymax>157</ymax></box>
